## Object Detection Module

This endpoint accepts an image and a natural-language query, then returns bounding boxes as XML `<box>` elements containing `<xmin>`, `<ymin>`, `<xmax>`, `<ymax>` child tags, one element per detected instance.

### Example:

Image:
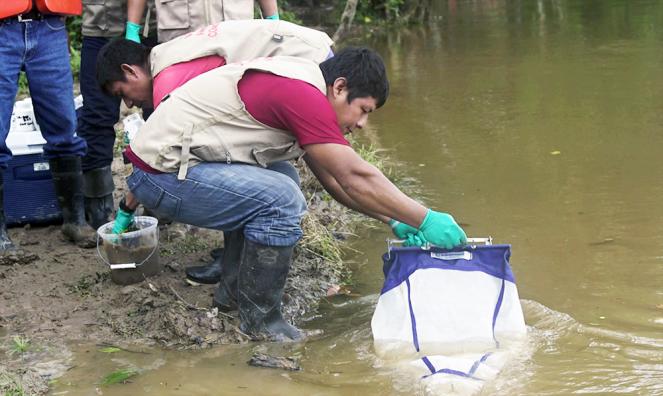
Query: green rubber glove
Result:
<box><xmin>265</xmin><ymin>12</ymin><xmax>279</xmax><ymax>20</ymax></box>
<box><xmin>403</xmin><ymin>233</ymin><xmax>426</xmax><ymax>247</ymax></box>
<box><xmin>416</xmin><ymin>209</ymin><xmax>467</xmax><ymax>249</ymax></box>
<box><xmin>388</xmin><ymin>219</ymin><xmax>419</xmax><ymax>239</ymax></box>
<box><xmin>125</xmin><ymin>21</ymin><xmax>142</xmax><ymax>43</ymax></box>
<box><xmin>112</xmin><ymin>208</ymin><xmax>135</xmax><ymax>234</ymax></box>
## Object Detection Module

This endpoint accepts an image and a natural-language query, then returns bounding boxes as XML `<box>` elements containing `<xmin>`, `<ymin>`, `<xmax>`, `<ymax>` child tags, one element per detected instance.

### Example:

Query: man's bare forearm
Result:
<box><xmin>305</xmin><ymin>144</ymin><xmax>427</xmax><ymax>228</ymax></box>
<box><xmin>124</xmin><ymin>191</ymin><xmax>140</xmax><ymax>211</ymax></box>
<box><xmin>258</xmin><ymin>0</ymin><xmax>278</xmax><ymax>17</ymax></box>
<box><xmin>305</xmin><ymin>156</ymin><xmax>390</xmax><ymax>223</ymax></box>
<box><xmin>127</xmin><ymin>0</ymin><xmax>147</xmax><ymax>24</ymax></box>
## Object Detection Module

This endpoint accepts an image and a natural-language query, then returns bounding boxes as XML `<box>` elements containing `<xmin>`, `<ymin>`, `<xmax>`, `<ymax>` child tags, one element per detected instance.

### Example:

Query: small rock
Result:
<box><xmin>247</xmin><ymin>353</ymin><xmax>301</xmax><ymax>371</ymax></box>
<box><xmin>17</xmin><ymin>232</ymin><xmax>39</xmax><ymax>246</ymax></box>
<box><xmin>120</xmin><ymin>285</ymin><xmax>138</xmax><ymax>295</ymax></box>
<box><xmin>206</xmin><ymin>307</ymin><xmax>218</xmax><ymax>319</ymax></box>
<box><xmin>326</xmin><ymin>284</ymin><xmax>341</xmax><ymax>297</ymax></box>
<box><xmin>165</xmin><ymin>262</ymin><xmax>181</xmax><ymax>272</ymax></box>
<box><xmin>0</xmin><ymin>250</ymin><xmax>39</xmax><ymax>266</ymax></box>
<box><xmin>332</xmin><ymin>232</ymin><xmax>346</xmax><ymax>241</ymax></box>
<box><xmin>147</xmin><ymin>282</ymin><xmax>158</xmax><ymax>293</ymax></box>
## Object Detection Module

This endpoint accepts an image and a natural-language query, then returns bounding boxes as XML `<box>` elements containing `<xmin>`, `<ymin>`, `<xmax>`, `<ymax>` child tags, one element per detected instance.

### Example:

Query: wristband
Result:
<box><xmin>125</xmin><ymin>21</ymin><xmax>142</xmax><ymax>43</ymax></box>
<box><xmin>265</xmin><ymin>12</ymin><xmax>279</xmax><ymax>20</ymax></box>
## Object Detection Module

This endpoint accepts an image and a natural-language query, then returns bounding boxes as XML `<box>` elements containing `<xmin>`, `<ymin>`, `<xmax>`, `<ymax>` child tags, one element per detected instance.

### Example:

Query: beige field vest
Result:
<box><xmin>130</xmin><ymin>57</ymin><xmax>327</xmax><ymax>179</ymax></box>
<box><xmin>155</xmin><ymin>0</ymin><xmax>253</xmax><ymax>42</ymax></box>
<box><xmin>150</xmin><ymin>19</ymin><xmax>333</xmax><ymax>77</ymax></box>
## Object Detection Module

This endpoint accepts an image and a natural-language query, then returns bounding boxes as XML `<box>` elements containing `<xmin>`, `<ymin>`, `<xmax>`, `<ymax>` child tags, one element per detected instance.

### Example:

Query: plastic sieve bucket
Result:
<box><xmin>96</xmin><ymin>216</ymin><xmax>161</xmax><ymax>285</ymax></box>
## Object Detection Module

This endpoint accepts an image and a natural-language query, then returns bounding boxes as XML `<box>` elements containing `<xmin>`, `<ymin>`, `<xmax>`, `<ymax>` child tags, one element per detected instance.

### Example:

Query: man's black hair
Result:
<box><xmin>96</xmin><ymin>38</ymin><xmax>151</xmax><ymax>95</ymax></box>
<box><xmin>319</xmin><ymin>46</ymin><xmax>389</xmax><ymax>108</ymax></box>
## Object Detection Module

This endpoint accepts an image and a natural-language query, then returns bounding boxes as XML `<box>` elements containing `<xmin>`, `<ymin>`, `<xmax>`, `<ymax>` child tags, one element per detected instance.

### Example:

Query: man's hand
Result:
<box><xmin>112</xmin><ymin>208</ymin><xmax>135</xmax><ymax>234</ymax></box>
<box><xmin>389</xmin><ymin>219</ymin><xmax>418</xmax><ymax>239</ymax></box>
<box><xmin>404</xmin><ymin>233</ymin><xmax>426</xmax><ymax>247</ymax></box>
<box><xmin>125</xmin><ymin>21</ymin><xmax>142</xmax><ymax>43</ymax></box>
<box><xmin>416</xmin><ymin>209</ymin><xmax>467</xmax><ymax>249</ymax></box>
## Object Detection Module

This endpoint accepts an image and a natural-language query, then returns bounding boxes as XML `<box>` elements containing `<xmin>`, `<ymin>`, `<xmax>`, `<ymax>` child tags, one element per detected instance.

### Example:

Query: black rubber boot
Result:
<box><xmin>237</xmin><ymin>239</ymin><xmax>302</xmax><ymax>341</ymax></box>
<box><xmin>211</xmin><ymin>230</ymin><xmax>244</xmax><ymax>311</ymax></box>
<box><xmin>83</xmin><ymin>165</ymin><xmax>115</xmax><ymax>230</ymax></box>
<box><xmin>0</xmin><ymin>173</ymin><xmax>16</xmax><ymax>252</ymax></box>
<box><xmin>49</xmin><ymin>156</ymin><xmax>96</xmax><ymax>248</ymax></box>
<box><xmin>186</xmin><ymin>232</ymin><xmax>231</xmax><ymax>285</ymax></box>
<box><xmin>186</xmin><ymin>254</ymin><xmax>223</xmax><ymax>285</ymax></box>
<box><xmin>210</xmin><ymin>247</ymin><xmax>224</xmax><ymax>259</ymax></box>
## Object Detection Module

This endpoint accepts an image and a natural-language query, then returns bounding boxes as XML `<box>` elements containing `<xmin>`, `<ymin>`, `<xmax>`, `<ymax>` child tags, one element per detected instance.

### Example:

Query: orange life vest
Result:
<box><xmin>0</xmin><ymin>0</ymin><xmax>81</xmax><ymax>19</ymax></box>
<box><xmin>0</xmin><ymin>0</ymin><xmax>32</xmax><ymax>19</ymax></box>
<box><xmin>35</xmin><ymin>0</ymin><xmax>82</xmax><ymax>16</ymax></box>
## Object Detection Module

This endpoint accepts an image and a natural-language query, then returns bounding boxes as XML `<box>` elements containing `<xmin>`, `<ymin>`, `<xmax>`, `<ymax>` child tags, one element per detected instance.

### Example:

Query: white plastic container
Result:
<box><xmin>122</xmin><ymin>112</ymin><xmax>145</xmax><ymax>144</ymax></box>
<box><xmin>97</xmin><ymin>216</ymin><xmax>162</xmax><ymax>285</ymax></box>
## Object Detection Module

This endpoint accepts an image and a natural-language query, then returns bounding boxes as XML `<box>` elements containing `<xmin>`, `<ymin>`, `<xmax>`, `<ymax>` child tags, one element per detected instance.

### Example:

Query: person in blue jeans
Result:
<box><xmin>0</xmin><ymin>8</ymin><xmax>95</xmax><ymax>252</ymax></box>
<box><xmin>77</xmin><ymin>0</ymin><xmax>157</xmax><ymax>229</ymax></box>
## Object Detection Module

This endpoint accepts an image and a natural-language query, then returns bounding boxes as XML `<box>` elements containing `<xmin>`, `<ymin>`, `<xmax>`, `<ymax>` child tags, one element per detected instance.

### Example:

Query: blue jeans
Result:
<box><xmin>127</xmin><ymin>162</ymin><xmax>306</xmax><ymax>246</ymax></box>
<box><xmin>77</xmin><ymin>36</ymin><xmax>120</xmax><ymax>172</ymax></box>
<box><xmin>0</xmin><ymin>16</ymin><xmax>86</xmax><ymax>168</ymax></box>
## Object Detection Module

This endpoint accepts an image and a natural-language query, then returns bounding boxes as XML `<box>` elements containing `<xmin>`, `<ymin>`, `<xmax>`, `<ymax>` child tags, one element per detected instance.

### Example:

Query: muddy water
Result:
<box><xmin>52</xmin><ymin>0</ymin><xmax>663</xmax><ymax>394</ymax></box>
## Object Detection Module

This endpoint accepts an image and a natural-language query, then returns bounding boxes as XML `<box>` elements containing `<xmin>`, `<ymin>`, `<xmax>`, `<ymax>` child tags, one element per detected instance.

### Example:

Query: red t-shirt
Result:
<box><xmin>238</xmin><ymin>70</ymin><xmax>349</xmax><ymax>147</ymax></box>
<box><xmin>126</xmin><ymin>57</ymin><xmax>348</xmax><ymax>172</ymax></box>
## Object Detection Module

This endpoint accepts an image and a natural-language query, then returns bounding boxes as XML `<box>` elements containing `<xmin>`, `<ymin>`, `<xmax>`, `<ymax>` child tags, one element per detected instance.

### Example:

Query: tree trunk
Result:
<box><xmin>332</xmin><ymin>0</ymin><xmax>360</xmax><ymax>42</ymax></box>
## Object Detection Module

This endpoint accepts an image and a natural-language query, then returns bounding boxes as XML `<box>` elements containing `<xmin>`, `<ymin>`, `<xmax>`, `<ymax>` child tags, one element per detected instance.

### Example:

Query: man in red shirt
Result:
<box><xmin>96</xmin><ymin>44</ymin><xmax>467</xmax><ymax>342</ymax></box>
<box><xmin>96</xmin><ymin>29</ymin><xmax>334</xmax><ymax>285</ymax></box>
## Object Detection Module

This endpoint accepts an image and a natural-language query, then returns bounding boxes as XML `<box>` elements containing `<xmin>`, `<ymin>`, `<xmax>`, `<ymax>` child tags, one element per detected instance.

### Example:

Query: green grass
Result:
<box><xmin>100</xmin><ymin>369</ymin><xmax>138</xmax><ymax>386</ymax></box>
<box><xmin>8</xmin><ymin>336</ymin><xmax>30</xmax><ymax>356</ymax></box>
<box><xmin>352</xmin><ymin>141</ymin><xmax>398</xmax><ymax>182</ymax></box>
<box><xmin>161</xmin><ymin>233</ymin><xmax>211</xmax><ymax>257</ymax></box>
<box><xmin>300</xmin><ymin>213</ymin><xmax>343</xmax><ymax>263</ymax></box>
<box><xmin>297</xmin><ymin>138</ymin><xmax>400</xmax><ymax>266</ymax></box>
<box><xmin>0</xmin><ymin>373</ymin><xmax>25</xmax><ymax>396</ymax></box>
<box><xmin>67</xmin><ymin>272</ymin><xmax>107</xmax><ymax>297</ymax></box>
<box><xmin>98</xmin><ymin>346</ymin><xmax>122</xmax><ymax>354</ymax></box>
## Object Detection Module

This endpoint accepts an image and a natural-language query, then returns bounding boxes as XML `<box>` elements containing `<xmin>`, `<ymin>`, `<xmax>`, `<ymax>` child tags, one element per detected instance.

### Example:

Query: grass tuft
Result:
<box><xmin>100</xmin><ymin>369</ymin><xmax>138</xmax><ymax>386</ymax></box>
<box><xmin>8</xmin><ymin>336</ymin><xmax>30</xmax><ymax>356</ymax></box>
<box><xmin>300</xmin><ymin>213</ymin><xmax>343</xmax><ymax>264</ymax></box>
<box><xmin>0</xmin><ymin>373</ymin><xmax>26</xmax><ymax>396</ymax></box>
<box><xmin>98</xmin><ymin>346</ymin><xmax>122</xmax><ymax>354</ymax></box>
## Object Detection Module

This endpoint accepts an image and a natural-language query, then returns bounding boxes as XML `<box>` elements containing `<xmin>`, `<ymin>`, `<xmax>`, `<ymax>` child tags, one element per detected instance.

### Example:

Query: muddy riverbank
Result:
<box><xmin>0</xmin><ymin>154</ymin><xmax>365</xmax><ymax>395</ymax></box>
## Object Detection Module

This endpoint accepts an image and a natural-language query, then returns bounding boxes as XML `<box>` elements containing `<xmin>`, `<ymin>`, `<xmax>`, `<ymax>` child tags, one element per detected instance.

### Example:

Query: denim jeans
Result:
<box><xmin>0</xmin><ymin>16</ymin><xmax>86</xmax><ymax>168</ymax></box>
<box><xmin>77</xmin><ymin>36</ymin><xmax>120</xmax><ymax>172</ymax></box>
<box><xmin>127</xmin><ymin>162</ymin><xmax>306</xmax><ymax>246</ymax></box>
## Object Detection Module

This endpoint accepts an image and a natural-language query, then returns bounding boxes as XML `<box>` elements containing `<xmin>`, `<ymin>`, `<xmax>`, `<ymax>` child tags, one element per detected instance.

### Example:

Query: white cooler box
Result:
<box><xmin>3</xmin><ymin>130</ymin><xmax>61</xmax><ymax>225</ymax></box>
<box><xmin>3</xmin><ymin>96</ymin><xmax>84</xmax><ymax>225</ymax></box>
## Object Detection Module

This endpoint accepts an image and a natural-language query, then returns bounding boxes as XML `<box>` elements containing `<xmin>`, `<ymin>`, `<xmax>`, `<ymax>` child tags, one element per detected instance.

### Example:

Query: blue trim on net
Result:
<box><xmin>406</xmin><ymin>278</ymin><xmax>421</xmax><ymax>352</ymax></box>
<box><xmin>422</xmin><ymin>356</ymin><xmax>436</xmax><ymax>373</ymax></box>
<box><xmin>491</xmin><ymin>276</ymin><xmax>506</xmax><ymax>348</ymax></box>
<box><xmin>421</xmin><ymin>353</ymin><xmax>493</xmax><ymax>380</ymax></box>
<box><xmin>380</xmin><ymin>245</ymin><xmax>514</xmax><ymax>295</ymax></box>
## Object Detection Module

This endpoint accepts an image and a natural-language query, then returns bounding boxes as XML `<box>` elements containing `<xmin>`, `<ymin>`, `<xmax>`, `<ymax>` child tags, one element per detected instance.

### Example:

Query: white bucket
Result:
<box><xmin>122</xmin><ymin>113</ymin><xmax>145</xmax><ymax>144</ymax></box>
<box><xmin>96</xmin><ymin>216</ymin><xmax>161</xmax><ymax>285</ymax></box>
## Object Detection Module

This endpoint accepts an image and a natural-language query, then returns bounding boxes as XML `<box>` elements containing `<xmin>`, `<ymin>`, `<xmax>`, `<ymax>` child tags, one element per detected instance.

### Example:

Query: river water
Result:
<box><xmin>52</xmin><ymin>0</ymin><xmax>663</xmax><ymax>394</ymax></box>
